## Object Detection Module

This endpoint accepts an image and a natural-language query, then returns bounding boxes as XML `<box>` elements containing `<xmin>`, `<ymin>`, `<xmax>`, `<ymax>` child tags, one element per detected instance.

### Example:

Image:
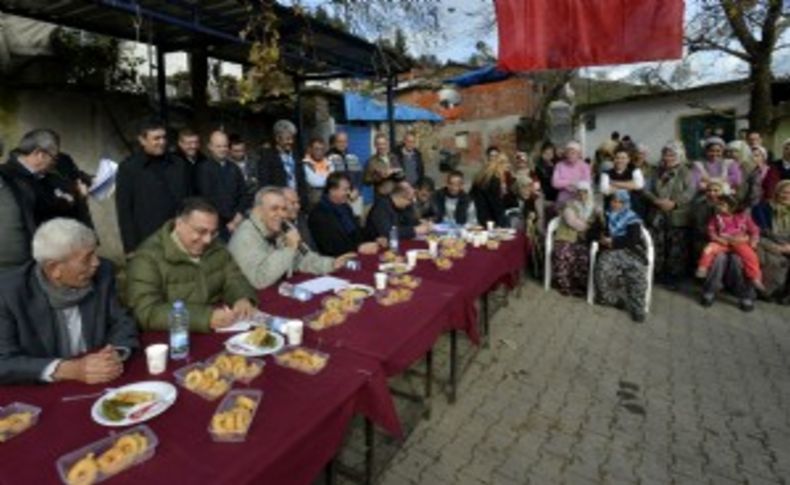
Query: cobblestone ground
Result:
<box><xmin>362</xmin><ymin>280</ymin><xmax>790</xmax><ymax>485</ymax></box>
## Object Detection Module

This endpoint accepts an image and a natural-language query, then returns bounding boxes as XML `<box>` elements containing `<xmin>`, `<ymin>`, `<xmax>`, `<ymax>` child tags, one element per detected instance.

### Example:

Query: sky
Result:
<box><xmin>145</xmin><ymin>0</ymin><xmax>790</xmax><ymax>87</ymax></box>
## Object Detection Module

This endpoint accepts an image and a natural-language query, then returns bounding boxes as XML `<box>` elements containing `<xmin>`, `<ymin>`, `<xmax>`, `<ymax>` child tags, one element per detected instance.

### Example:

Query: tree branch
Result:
<box><xmin>760</xmin><ymin>0</ymin><xmax>783</xmax><ymax>51</ymax></box>
<box><xmin>719</xmin><ymin>0</ymin><xmax>760</xmax><ymax>56</ymax></box>
<box><xmin>685</xmin><ymin>35</ymin><xmax>751</xmax><ymax>61</ymax></box>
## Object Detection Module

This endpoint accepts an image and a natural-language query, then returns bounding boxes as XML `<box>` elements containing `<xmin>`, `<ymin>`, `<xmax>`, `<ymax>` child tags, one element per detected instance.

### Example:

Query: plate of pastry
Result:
<box><xmin>91</xmin><ymin>381</ymin><xmax>177</xmax><ymax>427</ymax></box>
<box><xmin>224</xmin><ymin>326</ymin><xmax>285</xmax><ymax>357</ymax></box>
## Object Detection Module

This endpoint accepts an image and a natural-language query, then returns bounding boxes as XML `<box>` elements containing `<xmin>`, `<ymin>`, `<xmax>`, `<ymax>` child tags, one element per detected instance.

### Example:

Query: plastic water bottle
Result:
<box><xmin>389</xmin><ymin>226</ymin><xmax>399</xmax><ymax>253</ymax></box>
<box><xmin>168</xmin><ymin>300</ymin><xmax>190</xmax><ymax>360</ymax></box>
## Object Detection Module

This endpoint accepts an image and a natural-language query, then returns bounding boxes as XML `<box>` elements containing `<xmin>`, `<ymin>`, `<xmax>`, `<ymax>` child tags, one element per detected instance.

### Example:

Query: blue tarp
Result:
<box><xmin>343</xmin><ymin>92</ymin><xmax>443</xmax><ymax>122</ymax></box>
<box><xmin>444</xmin><ymin>65</ymin><xmax>511</xmax><ymax>87</ymax></box>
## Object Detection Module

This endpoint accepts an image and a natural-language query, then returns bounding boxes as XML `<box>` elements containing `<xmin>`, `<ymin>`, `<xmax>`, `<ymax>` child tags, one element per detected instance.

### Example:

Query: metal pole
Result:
<box><xmin>294</xmin><ymin>75</ymin><xmax>305</xmax><ymax>156</ymax></box>
<box><xmin>386</xmin><ymin>74</ymin><xmax>396</xmax><ymax>148</ymax></box>
<box><xmin>156</xmin><ymin>46</ymin><xmax>168</xmax><ymax>124</ymax></box>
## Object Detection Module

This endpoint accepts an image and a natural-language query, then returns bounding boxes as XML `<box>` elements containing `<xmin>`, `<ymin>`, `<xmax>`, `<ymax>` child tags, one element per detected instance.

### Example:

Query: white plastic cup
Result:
<box><xmin>374</xmin><ymin>272</ymin><xmax>388</xmax><ymax>290</ymax></box>
<box><xmin>286</xmin><ymin>320</ymin><xmax>303</xmax><ymax>346</ymax></box>
<box><xmin>406</xmin><ymin>250</ymin><xmax>418</xmax><ymax>268</ymax></box>
<box><xmin>480</xmin><ymin>231</ymin><xmax>489</xmax><ymax>245</ymax></box>
<box><xmin>145</xmin><ymin>344</ymin><xmax>169</xmax><ymax>375</ymax></box>
<box><xmin>428</xmin><ymin>240</ymin><xmax>438</xmax><ymax>258</ymax></box>
<box><xmin>486</xmin><ymin>221</ymin><xmax>495</xmax><ymax>231</ymax></box>
<box><xmin>472</xmin><ymin>234</ymin><xmax>482</xmax><ymax>248</ymax></box>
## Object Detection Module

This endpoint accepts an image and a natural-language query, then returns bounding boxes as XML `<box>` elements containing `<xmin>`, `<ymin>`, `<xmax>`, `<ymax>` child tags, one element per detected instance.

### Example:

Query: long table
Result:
<box><xmin>0</xmin><ymin>233</ymin><xmax>528</xmax><ymax>485</ymax></box>
<box><xmin>0</xmin><ymin>334</ymin><xmax>399</xmax><ymax>485</ymax></box>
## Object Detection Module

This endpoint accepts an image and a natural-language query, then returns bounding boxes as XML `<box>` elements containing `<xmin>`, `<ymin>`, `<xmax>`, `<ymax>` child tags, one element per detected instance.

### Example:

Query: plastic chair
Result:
<box><xmin>587</xmin><ymin>224</ymin><xmax>655</xmax><ymax>313</ymax></box>
<box><xmin>543</xmin><ymin>217</ymin><xmax>561</xmax><ymax>291</ymax></box>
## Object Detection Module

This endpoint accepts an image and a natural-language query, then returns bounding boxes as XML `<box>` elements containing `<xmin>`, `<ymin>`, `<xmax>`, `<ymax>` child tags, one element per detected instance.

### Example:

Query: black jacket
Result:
<box><xmin>432</xmin><ymin>189</ymin><xmax>472</xmax><ymax>224</ymax></box>
<box><xmin>171</xmin><ymin>148</ymin><xmax>206</xmax><ymax>191</ymax></box>
<box><xmin>0</xmin><ymin>155</ymin><xmax>91</xmax><ymax>228</ymax></box>
<box><xmin>309</xmin><ymin>201</ymin><xmax>369</xmax><ymax>257</ymax></box>
<box><xmin>115</xmin><ymin>150</ymin><xmax>193</xmax><ymax>253</ymax></box>
<box><xmin>195</xmin><ymin>158</ymin><xmax>247</xmax><ymax>225</ymax></box>
<box><xmin>471</xmin><ymin>176</ymin><xmax>510</xmax><ymax>228</ymax></box>
<box><xmin>365</xmin><ymin>196</ymin><xmax>417</xmax><ymax>240</ymax></box>
<box><xmin>256</xmin><ymin>147</ymin><xmax>308</xmax><ymax>208</ymax></box>
<box><xmin>0</xmin><ymin>259</ymin><xmax>139</xmax><ymax>384</ymax></box>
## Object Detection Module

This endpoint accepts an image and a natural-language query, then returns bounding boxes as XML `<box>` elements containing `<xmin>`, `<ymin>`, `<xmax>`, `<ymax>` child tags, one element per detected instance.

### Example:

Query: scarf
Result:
<box><xmin>34</xmin><ymin>265</ymin><xmax>93</xmax><ymax>357</ymax></box>
<box><xmin>320</xmin><ymin>194</ymin><xmax>357</xmax><ymax>235</ymax></box>
<box><xmin>607</xmin><ymin>190</ymin><xmax>642</xmax><ymax>238</ymax></box>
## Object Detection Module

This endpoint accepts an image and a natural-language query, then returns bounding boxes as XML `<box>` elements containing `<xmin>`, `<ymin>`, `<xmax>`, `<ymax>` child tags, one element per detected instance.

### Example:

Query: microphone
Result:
<box><xmin>283</xmin><ymin>220</ymin><xmax>309</xmax><ymax>256</ymax></box>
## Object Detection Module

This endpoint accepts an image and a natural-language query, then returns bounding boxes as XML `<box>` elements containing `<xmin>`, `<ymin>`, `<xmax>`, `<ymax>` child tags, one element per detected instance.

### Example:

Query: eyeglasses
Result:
<box><xmin>185</xmin><ymin>221</ymin><xmax>218</xmax><ymax>239</ymax></box>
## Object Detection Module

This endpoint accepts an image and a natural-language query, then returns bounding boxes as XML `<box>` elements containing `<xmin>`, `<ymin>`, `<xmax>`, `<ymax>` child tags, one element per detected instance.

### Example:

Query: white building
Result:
<box><xmin>576</xmin><ymin>80</ymin><xmax>751</xmax><ymax>162</ymax></box>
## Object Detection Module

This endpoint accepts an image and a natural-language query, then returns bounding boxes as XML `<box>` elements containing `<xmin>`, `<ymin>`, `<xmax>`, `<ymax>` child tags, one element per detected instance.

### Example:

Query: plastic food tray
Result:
<box><xmin>173</xmin><ymin>362</ymin><xmax>232</xmax><ymax>401</ymax></box>
<box><xmin>303</xmin><ymin>309</ymin><xmax>346</xmax><ymax>331</ymax></box>
<box><xmin>208</xmin><ymin>389</ymin><xmax>262</xmax><ymax>443</ymax></box>
<box><xmin>274</xmin><ymin>347</ymin><xmax>329</xmax><ymax>375</ymax></box>
<box><xmin>203</xmin><ymin>353</ymin><xmax>265</xmax><ymax>385</ymax></box>
<box><xmin>321</xmin><ymin>295</ymin><xmax>362</xmax><ymax>314</ymax></box>
<box><xmin>388</xmin><ymin>275</ymin><xmax>422</xmax><ymax>289</ymax></box>
<box><xmin>0</xmin><ymin>402</ymin><xmax>41</xmax><ymax>442</ymax></box>
<box><xmin>56</xmin><ymin>424</ymin><xmax>158</xmax><ymax>485</ymax></box>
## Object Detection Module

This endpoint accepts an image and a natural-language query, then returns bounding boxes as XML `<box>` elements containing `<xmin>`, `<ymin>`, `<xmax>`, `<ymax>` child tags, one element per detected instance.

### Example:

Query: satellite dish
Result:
<box><xmin>438</xmin><ymin>87</ymin><xmax>461</xmax><ymax>107</ymax></box>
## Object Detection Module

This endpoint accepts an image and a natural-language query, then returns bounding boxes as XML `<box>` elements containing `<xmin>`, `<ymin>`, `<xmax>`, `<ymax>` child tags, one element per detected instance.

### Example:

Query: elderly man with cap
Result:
<box><xmin>691</xmin><ymin>137</ymin><xmax>743</xmax><ymax>195</ymax></box>
<box><xmin>0</xmin><ymin>218</ymin><xmax>139</xmax><ymax>385</ymax></box>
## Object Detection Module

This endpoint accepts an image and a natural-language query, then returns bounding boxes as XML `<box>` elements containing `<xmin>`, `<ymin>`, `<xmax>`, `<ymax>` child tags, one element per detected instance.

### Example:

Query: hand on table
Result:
<box><xmin>232</xmin><ymin>299</ymin><xmax>256</xmax><ymax>319</ymax></box>
<box><xmin>55</xmin><ymin>345</ymin><xmax>123</xmax><ymax>384</ymax></box>
<box><xmin>210</xmin><ymin>307</ymin><xmax>236</xmax><ymax>329</ymax></box>
<box><xmin>333</xmin><ymin>252</ymin><xmax>357</xmax><ymax>270</ymax></box>
<box><xmin>415</xmin><ymin>223</ymin><xmax>431</xmax><ymax>236</ymax></box>
<box><xmin>375</xmin><ymin>237</ymin><xmax>388</xmax><ymax>248</ymax></box>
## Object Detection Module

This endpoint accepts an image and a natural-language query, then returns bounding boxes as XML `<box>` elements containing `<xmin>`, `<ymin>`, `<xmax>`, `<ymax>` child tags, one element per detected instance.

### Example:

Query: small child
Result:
<box><xmin>696</xmin><ymin>195</ymin><xmax>764</xmax><ymax>290</ymax></box>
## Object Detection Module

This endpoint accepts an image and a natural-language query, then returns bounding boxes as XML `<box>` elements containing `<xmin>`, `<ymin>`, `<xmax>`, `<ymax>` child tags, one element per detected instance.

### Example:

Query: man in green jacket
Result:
<box><xmin>126</xmin><ymin>198</ymin><xmax>258</xmax><ymax>332</ymax></box>
<box><xmin>228</xmin><ymin>187</ymin><xmax>355</xmax><ymax>289</ymax></box>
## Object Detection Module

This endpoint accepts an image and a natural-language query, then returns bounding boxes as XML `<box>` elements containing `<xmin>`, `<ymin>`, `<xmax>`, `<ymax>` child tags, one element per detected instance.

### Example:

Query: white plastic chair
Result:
<box><xmin>543</xmin><ymin>217</ymin><xmax>561</xmax><ymax>291</ymax></box>
<box><xmin>587</xmin><ymin>224</ymin><xmax>654</xmax><ymax>313</ymax></box>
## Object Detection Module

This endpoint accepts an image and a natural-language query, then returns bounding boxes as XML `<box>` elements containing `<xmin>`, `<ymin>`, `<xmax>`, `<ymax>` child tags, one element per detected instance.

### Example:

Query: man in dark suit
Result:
<box><xmin>309</xmin><ymin>172</ymin><xmax>384</xmax><ymax>257</ymax></box>
<box><xmin>0</xmin><ymin>218</ymin><xmax>138</xmax><ymax>385</ymax></box>
<box><xmin>365</xmin><ymin>183</ymin><xmax>431</xmax><ymax>240</ymax></box>
<box><xmin>115</xmin><ymin>119</ymin><xmax>193</xmax><ymax>255</ymax></box>
<box><xmin>171</xmin><ymin>127</ymin><xmax>205</xmax><ymax>189</ymax></box>
<box><xmin>256</xmin><ymin>119</ymin><xmax>308</xmax><ymax>208</ymax></box>
<box><xmin>195</xmin><ymin>130</ymin><xmax>247</xmax><ymax>241</ymax></box>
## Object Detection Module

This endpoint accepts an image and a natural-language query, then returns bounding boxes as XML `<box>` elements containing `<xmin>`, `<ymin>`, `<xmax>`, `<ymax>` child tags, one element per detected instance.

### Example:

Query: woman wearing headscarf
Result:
<box><xmin>471</xmin><ymin>152</ymin><xmax>514</xmax><ymax>228</ymax></box>
<box><xmin>740</xmin><ymin>145</ymin><xmax>770</xmax><ymax>208</ymax></box>
<box><xmin>552</xmin><ymin>141</ymin><xmax>592</xmax><ymax>208</ymax></box>
<box><xmin>753</xmin><ymin>180</ymin><xmax>790</xmax><ymax>304</ymax></box>
<box><xmin>593</xmin><ymin>190</ymin><xmax>648</xmax><ymax>322</ymax></box>
<box><xmin>762</xmin><ymin>138</ymin><xmax>790</xmax><ymax>200</ymax></box>
<box><xmin>692</xmin><ymin>137</ymin><xmax>743</xmax><ymax>195</ymax></box>
<box><xmin>551</xmin><ymin>181</ymin><xmax>595</xmax><ymax>296</ymax></box>
<box><xmin>691</xmin><ymin>180</ymin><xmax>731</xmax><ymax>259</ymax></box>
<box><xmin>645</xmin><ymin>143</ymin><xmax>696</xmax><ymax>288</ymax></box>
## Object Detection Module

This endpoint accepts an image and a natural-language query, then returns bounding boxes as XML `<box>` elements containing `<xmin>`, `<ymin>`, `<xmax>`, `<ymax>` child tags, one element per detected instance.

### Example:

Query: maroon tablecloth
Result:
<box><xmin>257</xmin><ymin>269</ymin><xmax>460</xmax><ymax>377</ymax></box>
<box><xmin>0</xmin><ymin>333</ymin><xmax>400</xmax><ymax>485</ymax></box>
<box><xmin>353</xmin><ymin>233</ymin><xmax>529</xmax><ymax>345</ymax></box>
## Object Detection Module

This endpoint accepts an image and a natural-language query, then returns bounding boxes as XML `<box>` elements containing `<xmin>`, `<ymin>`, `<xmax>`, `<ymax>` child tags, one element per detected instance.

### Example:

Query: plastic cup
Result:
<box><xmin>428</xmin><ymin>240</ymin><xmax>438</xmax><ymax>258</ymax></box>
<box><xmin>374</xmin><ymin>272</ymin><xmax>388</xmax><ymax>291</ymax></box>
<box><xmin>406</xmin><ymin>251</ymin><xmax>418</xmax><ymax>267</ymax></box>
<box><xmin>486</xmin><ymin>221</ymin><xmax>495</xmax><ymax>231</ymax></box>
<box><xmin>286</xmin><ymin>320</ymin><xmax>303</xmax><ymax>346</ymax></box>
<box><xmin>145</xmin><ymin>344</ymin><xmax>169</xmax><ymax>375</ymax></box>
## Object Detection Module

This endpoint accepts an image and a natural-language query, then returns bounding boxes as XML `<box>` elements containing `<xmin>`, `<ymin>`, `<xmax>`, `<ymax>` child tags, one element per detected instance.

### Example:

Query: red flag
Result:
<box><xmin>495</xmin><ymin>0</ymin><xmax>684</xmax><ymax>71</ymax></box>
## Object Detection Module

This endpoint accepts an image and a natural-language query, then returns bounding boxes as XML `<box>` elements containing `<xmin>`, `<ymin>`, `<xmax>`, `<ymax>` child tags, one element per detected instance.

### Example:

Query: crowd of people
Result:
<box><xmin>1</xmin><ymin>119</ymin><xmax>788</xmax><ymax>385</ymax></box>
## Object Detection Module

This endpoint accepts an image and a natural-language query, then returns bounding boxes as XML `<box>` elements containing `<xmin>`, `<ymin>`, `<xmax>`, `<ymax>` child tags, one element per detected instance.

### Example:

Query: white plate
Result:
<box><xmin>91</xmin><ymin>381</ymin><xmax>177</xmax><ymax>427</ymax></box>
<box><xmin>334</xmin><ymin>284</ymin><xmax>375</xmax><ymax>299</ymax></box>
<box><xmin>225</xmin><ymin>331</ymin><xmax>285</xmax><ymax>357</ymax></box>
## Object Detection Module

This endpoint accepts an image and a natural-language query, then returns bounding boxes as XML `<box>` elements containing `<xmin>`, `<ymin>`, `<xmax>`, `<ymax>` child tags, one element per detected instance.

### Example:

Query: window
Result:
<box><xmin>455</xmin><ymin>131</ymin><xmax>469</xmax><ymax>150</ymax></box>
<box><xmin>585</xmin><ymin>114</ymin><xmax>596</xmax><ymax>131</ymax></box>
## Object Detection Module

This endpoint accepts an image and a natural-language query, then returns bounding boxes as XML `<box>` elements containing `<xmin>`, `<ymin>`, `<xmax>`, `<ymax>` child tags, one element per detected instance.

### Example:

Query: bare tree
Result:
<box><xmin>686</xmin><ymin>0</ymin><xmax>789</xmax><ymax>133</ymax></box>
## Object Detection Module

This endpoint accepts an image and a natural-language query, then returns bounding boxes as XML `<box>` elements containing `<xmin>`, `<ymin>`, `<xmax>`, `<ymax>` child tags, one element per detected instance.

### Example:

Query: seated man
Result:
<box><xmin>433</xmin><ymin>170</ymin><xmax>475</xmax><ymax>225</ymax></box>
<box><xmin>228</xmin><ymin>187</ymin><xmax>355</xmax><ymax>289</ymax></box>
<box><xmin>0</xmin><ymin>218</ymin><xmax>139</xmax><ymax>385</ymax></box>
<box><xmin>309</xmin><ymin>172</ymin><xmax>384</xmax><ymax>257</ymax></box>
<box><xmin>126</xmin><ymin>198</ymin><xmax>257</xmax><ymax>333</ymax></box>
<box><xmin>283</xmin><ymin>186</ymin><xmax>316</xmax><ymax>251</ymax></box>
<box><xmin>365</xmin><ymin>183</ymin><xmax>431</xmax><ymax>240</ymax></box>
<box><xmin>414</xmin><ymin>176</ymin><xmax>439</xmax><ymax>220</ymax></box>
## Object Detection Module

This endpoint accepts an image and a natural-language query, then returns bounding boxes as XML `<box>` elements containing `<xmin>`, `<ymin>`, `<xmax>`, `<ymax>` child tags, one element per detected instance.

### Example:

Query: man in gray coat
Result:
<box><xmin>228</xmin><ymin>187</ymin><xmax>355</xmax><ymax>289</ymax></box>
<box><xmin>0</xmin><ymin>218</ymin><xmax>139</xmax><ymax>385</ymax></box>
